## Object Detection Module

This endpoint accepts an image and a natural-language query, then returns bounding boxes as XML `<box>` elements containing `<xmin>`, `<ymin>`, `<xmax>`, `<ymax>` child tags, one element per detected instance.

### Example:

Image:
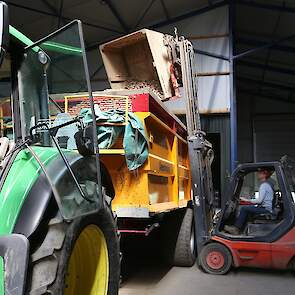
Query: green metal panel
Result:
<box><xmin>42</xmin><ymin>41</ymin><xmax>82</xmax><ymax>55</ymax></box>
<box><xmin>0</xmin><ymin>146</ymin><xmax>59</xmax><ymax>235</ymax></box>
<box><xmin>9</xmin><ymin>25</ymin><xmax>39</xmax><ymax>52</ymax></box>
<box><xmin>0</xmin><ymin>146</ymin><xmax>81</xmax><ymax>292</ymax></box>
<box><xmin>9</xmin><ymin>25</ymin><xmax>83</xmax><ymax>55</ymax></box>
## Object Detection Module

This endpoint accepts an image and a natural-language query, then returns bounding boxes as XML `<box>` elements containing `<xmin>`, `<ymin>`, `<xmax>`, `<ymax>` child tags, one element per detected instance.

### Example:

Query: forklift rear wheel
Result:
<box><xmin>199</xmin><ymin>243</ymin><xmax>232</xmax><ymax>275</ymax></box>
<box><xmin>27</xmin><ymin>194</ymin><xmax>120</xmax><ymax>294</ymax></box>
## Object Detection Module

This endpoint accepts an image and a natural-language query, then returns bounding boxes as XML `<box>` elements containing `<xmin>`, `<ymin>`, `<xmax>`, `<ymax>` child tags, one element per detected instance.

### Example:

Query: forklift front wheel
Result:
<box><xmin>199</xmin><ymin>243</ymin><xmax>232</xmax><ymax>275</ymax></box>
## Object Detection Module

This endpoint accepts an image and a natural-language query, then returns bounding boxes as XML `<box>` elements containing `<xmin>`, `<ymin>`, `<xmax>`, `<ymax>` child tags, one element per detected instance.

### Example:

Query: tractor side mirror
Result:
<box><xmin>0</xmin><ymin>2</ymin><xmax>9</xmax><ymax>67</ymax></box>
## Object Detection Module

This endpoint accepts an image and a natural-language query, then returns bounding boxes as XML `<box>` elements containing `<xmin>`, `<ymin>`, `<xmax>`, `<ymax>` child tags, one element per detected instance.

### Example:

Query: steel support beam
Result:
<box><xmin>103</xmin><ymin>0</ymin><xmax>129</xmax><ymax>32</ymax></box>
<box><xmin>151</xmin><ymin>0</ymin><xmax>228</xmax><ymax>29</ymax></box>
<box><xmin>6</xmin><ymin>1</ymin><xmax>123</xmax><ymax>34</ymax></box>
<box><xmin>41</xmin><ymin>0</ymin><xmax>59</xmax><ymax>15</ymax></box>
<box><xmin>198</xmin><ymin>71</ymin><xmax>229</xmax><ymax>77</ymax></box>
<box><xmin>234</xmin><ymin>33</ymin><xmax>295</xmax><ymax>60</ymax></box>
<box><xmin>238</xmin><ymin>0</ymin><xmax>295</xmax><ymax>13</ymax></box>
<box><xmin>189</xmin><ymin>33</ymin><xmax>229</xmax><ymax>40</ymax></box>
<box><xmin>194</xmin><ymin>49</ymin><xmax>229</xmax><ymax>61</ymax></box>
<box><xmin>41</xmin><ymin>0</ymin><xmax>65</xmax><ymax>28</ymax></box>
<box><xmin>90</xmin><ymin>64</ymin><xmax>104</xmax><ymax>80</ymax></box>
<box><xmin>239</xmin><ymin>60</ymin><xmax>295</xmax><ymax>76</ymax></box>
<box><xmin>160</xmin><ymin>0</ymin><xmax>170</xmax><ymax>21</ymax></box>
<box><xmin>133</xmin><ymin>0</ymin><xmax>157</xmax><ymax>29</ymax></box>
<box><xmin>239</xmin><ymin>89</ymin><xmax>295</xmax><ymax>105</ymax></box>
<box><xmin>237</xmin><ymin>37</ymin><xmax>295</xmax><ymax>55</ymax></box>
<box><xmin>87</xmin><ymin>1</ymin><xmax>228</xmax><ymax>52</ymax></box>
<box><xmin>238</xmin><ymin>76</ymin><xmax>295</xmax><ymax>92</ymax></box>
<box><xmin>229</xmin><ymin>0</ymin><xmax>237</xmax><ymax>171</ymax></box>
<box><xmin>57</xmin><ymin>0</ymin><xmax>64</xmax><ymax>28</ymax></box>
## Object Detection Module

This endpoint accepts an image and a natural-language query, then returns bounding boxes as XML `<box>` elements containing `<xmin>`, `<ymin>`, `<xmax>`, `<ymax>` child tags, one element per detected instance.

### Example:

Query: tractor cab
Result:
<box><xmin>0</xmin><ymin>5</ymin><xmax>121</xmax><ymax>294</ymax></box>
<box><xmin>0</xmin><ymin>19</ymin><xmax>104</xmax><ymax>220</ymax></box>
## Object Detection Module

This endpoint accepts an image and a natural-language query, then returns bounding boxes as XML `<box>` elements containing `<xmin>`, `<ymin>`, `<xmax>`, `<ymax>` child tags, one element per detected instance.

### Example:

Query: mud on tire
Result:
<box><xmin>26</xmin><ymin>192</ymin><xmax>120</xmax><ymax>295</ymax></box>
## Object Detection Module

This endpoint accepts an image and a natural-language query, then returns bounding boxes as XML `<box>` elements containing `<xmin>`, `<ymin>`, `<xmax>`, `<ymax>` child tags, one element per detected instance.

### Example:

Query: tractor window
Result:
<box><xmin>18</xmin><ymin>22</ymin><xmax>89</xmax><ymax>145</ymax></box>
<box><xmin>17</xmin><ymin>21</ymin><xmax>102</xmax><ymax>220</ymax></box>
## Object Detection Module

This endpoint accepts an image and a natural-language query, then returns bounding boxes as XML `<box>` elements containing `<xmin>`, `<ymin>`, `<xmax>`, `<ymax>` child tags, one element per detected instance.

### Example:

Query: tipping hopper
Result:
<box><xmin>99</xmin><ymin>29</ymin><xmax>178</xmax><ymax>100</ymax></box>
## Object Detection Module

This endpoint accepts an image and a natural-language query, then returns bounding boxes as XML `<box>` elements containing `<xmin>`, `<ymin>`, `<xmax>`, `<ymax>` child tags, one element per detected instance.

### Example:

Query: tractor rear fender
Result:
<box><xmin>13</xmin><ymin>158</ymin><xmax>115</xmax><ymax>238</ymax></box>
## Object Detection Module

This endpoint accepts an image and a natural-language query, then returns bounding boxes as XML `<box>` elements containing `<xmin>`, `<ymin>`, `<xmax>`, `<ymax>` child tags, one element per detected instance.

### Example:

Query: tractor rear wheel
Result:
<box><xmin>199</xmin><ymin>243</ymin><xmax>232</xmax><ymax>275</ymax></box>
<box><xmin>27</xmin><ymin>197</ymin><xmax>120</xmax><ymax>294</ymax></box>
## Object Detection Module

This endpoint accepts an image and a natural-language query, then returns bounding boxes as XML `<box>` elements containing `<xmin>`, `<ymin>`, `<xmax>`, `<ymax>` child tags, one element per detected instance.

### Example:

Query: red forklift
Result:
<box><xmin>174</xmin><ymin>36</ymin><xmax>295</xmax><ymax>274</ymax></box>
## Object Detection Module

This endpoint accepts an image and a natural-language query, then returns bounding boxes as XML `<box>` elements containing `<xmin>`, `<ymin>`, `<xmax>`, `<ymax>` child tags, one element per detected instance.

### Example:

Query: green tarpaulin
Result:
<box><xmin>80</xmin><ymin>106</ymin><xmax>148</xmax><ymax>171</ymax></box>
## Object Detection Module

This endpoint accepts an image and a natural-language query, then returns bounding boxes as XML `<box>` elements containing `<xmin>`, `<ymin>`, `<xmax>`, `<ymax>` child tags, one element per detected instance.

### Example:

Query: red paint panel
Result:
<box><xmin>212</xmin><ymin>236</ymin><xmax>272</xmax><ymax>269</ymax></box>
<box><xmin>131</xmin><ymin>94</ymin><xmax>149</xmax><ymax>112</ymax></box>
<box><xmin>57</xmin><ymin>92</ymin><xmax>187</xmax><ymax>138</ymax></box>
<box><xmin>130</xmin><ymin>92</ymin><xmax>187</xmax><ymax>138</ymax></box>
<box><xmin>271</xmin><ymin>226</ymin><xmax>295</xmax><ymax>269</ymax></box>
<box><xmin>213</xmin><ymin>225</ymin><xmax>295</xmax><ymax>270</ymax></box>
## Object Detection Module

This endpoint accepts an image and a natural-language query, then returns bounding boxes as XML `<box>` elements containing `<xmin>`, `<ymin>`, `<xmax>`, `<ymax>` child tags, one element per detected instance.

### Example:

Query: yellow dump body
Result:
<box><xmin>102</xmin><ymin>112</ymin><xmax>191</xmax><ymax>217</ymax></box>
<box><xmin>61</xmin><ymin>91</ymin><xmax>191</xmax><ymax>218</ymax></box>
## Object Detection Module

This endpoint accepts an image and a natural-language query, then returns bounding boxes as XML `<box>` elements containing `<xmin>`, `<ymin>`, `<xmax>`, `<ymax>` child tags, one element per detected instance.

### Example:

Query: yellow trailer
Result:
<box><xmin>58</xmin><ymin>28</ymin><xmax>196</xmax><ymax>267</ymax></box>
<box><xmin>62</xmin><ymin>89</ymin><xmax>195</xmax><ymax>266</ymax></box>
<box><xmin>63</xmin><ymin>90</ymin><xmax>191</xmax><ymax>217</ymax></box>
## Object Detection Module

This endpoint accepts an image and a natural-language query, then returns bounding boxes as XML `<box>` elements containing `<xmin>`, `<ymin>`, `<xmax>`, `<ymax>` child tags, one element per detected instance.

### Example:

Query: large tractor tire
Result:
<box><xmin>160</xmin><ymin>208</ymin><xmax>196</xmax><ymax>267</ymax></box>
<box><xmin>26</xmin><ymin>195</ymin><xmax>120</xmax><ymax>295</ymax></box>
<box><xmin>173</xmin><ymin>208</ymin><xmax>196</xmax><ymax>267</ymax></box>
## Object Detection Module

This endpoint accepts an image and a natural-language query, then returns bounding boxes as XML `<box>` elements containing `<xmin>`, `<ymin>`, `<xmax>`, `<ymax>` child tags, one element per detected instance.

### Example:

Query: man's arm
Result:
<box><xmin>240</xmin><ymin>196</ymin><xmax>251</xmax><ymax>202</ymax></box>
<box><xmin>240</xmin><ymin>183</ymin><xmax>268</xmax><ymax>204</ymax></box>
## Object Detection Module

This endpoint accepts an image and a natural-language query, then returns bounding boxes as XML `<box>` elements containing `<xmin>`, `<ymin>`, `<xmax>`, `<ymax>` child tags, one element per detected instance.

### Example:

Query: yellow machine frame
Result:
<box><xmin>62</xmin><ymin>93</ymin><xmax>191</xmax><ymax>217</ymax></box>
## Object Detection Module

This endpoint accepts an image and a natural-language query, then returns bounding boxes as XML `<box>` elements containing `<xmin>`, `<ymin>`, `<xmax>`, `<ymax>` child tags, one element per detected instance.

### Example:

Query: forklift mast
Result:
<box><xmin>166</xmin><ymin>33</ymin><xmax>215</xmax><ymax>253</ymax></box>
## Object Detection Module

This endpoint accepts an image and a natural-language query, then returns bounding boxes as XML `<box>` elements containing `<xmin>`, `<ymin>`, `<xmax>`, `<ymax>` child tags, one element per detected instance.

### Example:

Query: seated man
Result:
<box><xmin>224</xmin><ymin>169</ymin><xmax>274</xmax><ymax>235</ymax></box>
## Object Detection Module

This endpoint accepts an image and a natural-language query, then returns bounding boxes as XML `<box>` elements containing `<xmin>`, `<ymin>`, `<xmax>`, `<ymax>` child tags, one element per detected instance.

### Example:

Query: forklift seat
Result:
<box><xmin>252</xmin><ymin>191</ymin><xmax>282</xmax><ymax>223</ymax></box>
<box><xmin>252</xmin><ymin>209</ymin><xmax>278</xmax><ymax>223</ymax></box>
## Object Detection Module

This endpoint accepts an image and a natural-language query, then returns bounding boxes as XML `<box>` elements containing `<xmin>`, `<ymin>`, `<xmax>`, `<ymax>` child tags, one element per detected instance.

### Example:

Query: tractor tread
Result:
<box><xmin>26</xmin><ymin>188</ymin><xmax>120</xmax><ymax>295</ymax></box>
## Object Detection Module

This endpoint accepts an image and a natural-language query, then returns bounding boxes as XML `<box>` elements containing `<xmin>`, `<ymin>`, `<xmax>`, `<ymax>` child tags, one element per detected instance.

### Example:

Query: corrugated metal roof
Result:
<box><xmin>236</xmin><ymin>0</ymin><xmax>295</xmax><ymax>104</ymax></box>
<box><xmin>5</xmin><ymin>0</ymin><xmax>295</xmax><ymax>104</ymax></box>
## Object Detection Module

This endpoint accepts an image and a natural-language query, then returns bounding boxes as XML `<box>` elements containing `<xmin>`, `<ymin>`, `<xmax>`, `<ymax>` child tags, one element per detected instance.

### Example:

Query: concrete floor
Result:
<box><xmin>119</xmin><ymin>235</ymin><xmax>295</xmax><ymax>295</ymax></box>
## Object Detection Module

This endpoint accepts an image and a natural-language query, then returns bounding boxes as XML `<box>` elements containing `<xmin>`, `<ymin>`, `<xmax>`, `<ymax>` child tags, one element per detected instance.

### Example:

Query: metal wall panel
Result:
<box><xmin>161</xmin><ymin>6</ymin><xmax>230</xmax><ymax>114</ymax></box>
<box><xmin>237</xmin><ymin>95</ymin><xmax>295</xmax><ymax>165</ymax></box>
<box><xmin>253</xmin><ymin>114</ymin><xmax>295</xmax><ymax>162</ymax></box>
<box><xmin>165</xmin><ymin>75</ymin><xmax>230</xmax><ymax>114</ymax></box>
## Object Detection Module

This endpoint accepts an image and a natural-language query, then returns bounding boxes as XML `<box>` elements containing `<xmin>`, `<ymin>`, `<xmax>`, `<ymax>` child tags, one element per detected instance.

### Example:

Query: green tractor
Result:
<box><xmin>0</xmin><ymin>2</ymin><xmax>120</xmax><ymax>294</ymax></box>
